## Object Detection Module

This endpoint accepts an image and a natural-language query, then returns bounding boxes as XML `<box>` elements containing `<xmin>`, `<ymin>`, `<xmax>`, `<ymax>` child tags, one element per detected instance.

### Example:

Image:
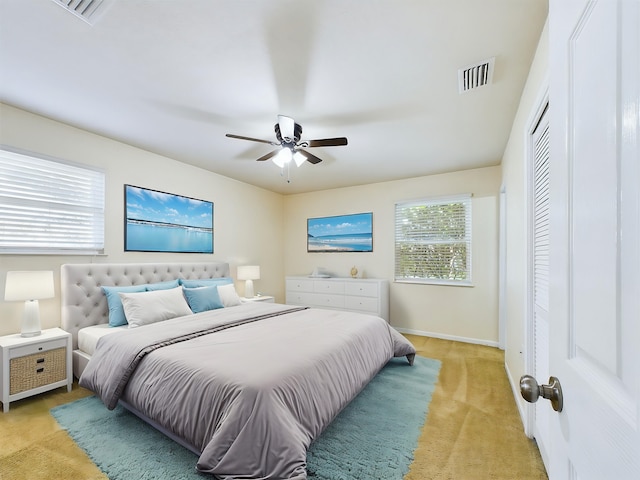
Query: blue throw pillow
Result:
<box><xmin>102</xmin><ymin>285</ymin><xmax>147</xmax><ymax>327</ymax></box>
<box><xmin>182</xmin><ymin>285</ymin><xmax>224</xmax><ymax>314</ymax></box>
<box><xmin>145</xmin><ymin>279</ymin><xmax>180</xmax><ymax>291</ymax></box>
<box><xmin>179</xmin><ymin>277</ymin><xmax>233</xmax><ymax>288</ymax></box>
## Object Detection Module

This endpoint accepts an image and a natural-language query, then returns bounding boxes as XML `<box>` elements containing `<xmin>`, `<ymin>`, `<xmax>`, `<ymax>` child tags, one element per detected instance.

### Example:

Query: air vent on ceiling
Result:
<box><xmin>50</xmin><ymin>0</ymin><xmax>113</xmax><ymax>25</ymax></box>
<box><xmin>458</xmin><ymin>57</ymin><xmax>495</xmax><ymax>93</ymax></box>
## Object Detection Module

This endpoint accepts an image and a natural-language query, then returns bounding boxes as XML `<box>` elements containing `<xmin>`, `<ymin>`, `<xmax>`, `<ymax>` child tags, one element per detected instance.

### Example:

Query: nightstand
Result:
<box><xmin>242</xmin><ymin>295</ymin><xmax>275</xmax><ymax>303</ymax></box>
<box><xmin>0</xmin><ymin>327</ymin><xmax>72</xmax><ymax>413</ymax></box>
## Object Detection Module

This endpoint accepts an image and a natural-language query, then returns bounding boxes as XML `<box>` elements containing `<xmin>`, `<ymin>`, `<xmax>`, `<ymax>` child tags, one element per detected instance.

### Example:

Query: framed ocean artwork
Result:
<box><xmin>307</xmin><ymin>212</ymin><xmax>373</xmax><ymax>252</ymax></box>
<box><xmin>124</xmin><ymin>185</ymin><xmax>213</xmax><ymax>253</ymax></box>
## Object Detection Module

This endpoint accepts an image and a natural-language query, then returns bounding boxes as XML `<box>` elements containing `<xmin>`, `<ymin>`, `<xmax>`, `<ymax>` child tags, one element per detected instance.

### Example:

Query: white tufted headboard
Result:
<box><xmin>61</xmin><ymin>262</ymin><xmax>231</xmax><ymax>349</ymax></box>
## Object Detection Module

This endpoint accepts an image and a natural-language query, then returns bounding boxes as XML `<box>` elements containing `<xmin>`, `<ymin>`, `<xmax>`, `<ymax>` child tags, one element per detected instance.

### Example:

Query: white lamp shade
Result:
<box><xmin>5</xmin><ymin>271</ymin><xmax>54</xmax><ymax>301</ymax></box>
<box><xmin>237</xmin><ymin>266</ymin><xmax>260</xmax><ymax>281</ymax></box>
<box><xmin>272</xmin><ymin>148</ymin><xmax>292</xmax><ymax>168</ymax></box>
<box><xmin>293</xmin><ymin>151</ymin><xmax>307</xmax><ymax>167</ymax></box>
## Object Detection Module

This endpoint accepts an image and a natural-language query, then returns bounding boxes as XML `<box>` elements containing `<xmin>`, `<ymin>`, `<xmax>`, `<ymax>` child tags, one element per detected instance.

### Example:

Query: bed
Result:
<box><xmin>61</xmin><ymin>262</ymin><xmax>416</xmax><ymax>480</ymax></box>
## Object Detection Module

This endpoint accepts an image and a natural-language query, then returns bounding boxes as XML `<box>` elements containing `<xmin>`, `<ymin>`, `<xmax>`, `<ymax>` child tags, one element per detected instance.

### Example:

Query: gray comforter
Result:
<box><xmin>79</xmin><ymin>302</ymin><xmax>416</xmax><ymax>479</ymax></box>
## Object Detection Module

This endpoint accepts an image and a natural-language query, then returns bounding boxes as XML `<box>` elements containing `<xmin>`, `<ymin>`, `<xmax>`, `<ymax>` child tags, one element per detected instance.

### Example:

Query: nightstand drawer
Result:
<box><xmin>10</xmin><ymin>347</ymin><xmax>67</xmax><ymax>395</ymax></box>
<box><xmin>9</xmin><ymin>337</ymin><xmax>67</xmax><ymax>359</ymax></box>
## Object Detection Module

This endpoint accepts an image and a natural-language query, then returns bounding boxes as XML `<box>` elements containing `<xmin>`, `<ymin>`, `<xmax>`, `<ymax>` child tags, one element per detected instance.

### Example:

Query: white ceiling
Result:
<box><xmin>0</xmin><ymin>0</ymin><xmax>548</xmax><ymax>195</ymax></box>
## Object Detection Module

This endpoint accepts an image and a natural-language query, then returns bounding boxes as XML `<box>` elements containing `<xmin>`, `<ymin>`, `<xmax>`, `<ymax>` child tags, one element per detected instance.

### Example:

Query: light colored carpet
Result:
<box><xmin>404</xmin><ymin>335</ymin><xmax>548</xmax><ymax>480</ymax></box>
<box><xmin>0</xmin><ymin>335</ymin><xmax>547</xmax><ymax>480</ymax></box>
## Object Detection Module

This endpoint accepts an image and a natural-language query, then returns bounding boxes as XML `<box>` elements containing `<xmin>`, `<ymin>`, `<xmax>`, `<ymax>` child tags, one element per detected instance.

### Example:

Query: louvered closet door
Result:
<box><xmin>532</xmin><ymin>104</ymin><xmax>550</xmax><ymax>466</ymax></box>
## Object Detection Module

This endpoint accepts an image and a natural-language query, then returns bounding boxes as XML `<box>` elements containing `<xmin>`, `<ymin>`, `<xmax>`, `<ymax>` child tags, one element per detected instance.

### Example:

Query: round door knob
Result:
<box><xmin>519</xmin><ymin>374</ymin><xmax>563</xmax><ymax>412</ymax></box>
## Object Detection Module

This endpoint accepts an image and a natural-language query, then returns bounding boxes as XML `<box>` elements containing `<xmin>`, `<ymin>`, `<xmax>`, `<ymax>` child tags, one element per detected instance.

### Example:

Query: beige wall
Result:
<box><xmin>3</xmin><ymin>24</ymin><xmax>547</xmax><ymax>351</ymax></box>
<box><xmin>0</xmin><ymin>104</ymin><xmax>285</xmax><ymax>337</ymax></box>
<box><xmin>284</xmin><ymin>166</ymin><xmax>502</xmax><ymax>345</ymax></box>
<box><xmin>501</xmin><ymin>20</ymin><xmax>549</xmax><ymax>414</ymax></box>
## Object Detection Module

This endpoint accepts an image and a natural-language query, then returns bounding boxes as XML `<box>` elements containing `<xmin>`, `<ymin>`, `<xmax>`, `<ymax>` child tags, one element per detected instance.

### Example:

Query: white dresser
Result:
<box><xmin>285</xmin><ymin>276</ymin><xmax>389</xmax><ymax>322</ymax></box>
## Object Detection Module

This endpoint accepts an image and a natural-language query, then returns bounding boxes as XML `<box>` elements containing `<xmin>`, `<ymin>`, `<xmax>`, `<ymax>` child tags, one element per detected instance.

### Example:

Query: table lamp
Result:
<box><xmin>237</xmin><ymin>265</ymin><xmax>260</xmax><ymax>298</ymax></box>
<box><xmin>4</xmin><ymin>270</ymin><xmax>54</xmax><ymax>337</ymax></box>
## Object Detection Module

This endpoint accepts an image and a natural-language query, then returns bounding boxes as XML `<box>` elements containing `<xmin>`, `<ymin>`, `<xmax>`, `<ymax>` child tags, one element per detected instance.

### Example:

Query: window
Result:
<box><xmin>395</xmin><ymin>194</ymin><xmax>472</xmax><ymax>285</ymax></box>
<box><xmin>0</xmin><ymin>146</ymin><xmax>105</xmax><ymax>255</ymax></box>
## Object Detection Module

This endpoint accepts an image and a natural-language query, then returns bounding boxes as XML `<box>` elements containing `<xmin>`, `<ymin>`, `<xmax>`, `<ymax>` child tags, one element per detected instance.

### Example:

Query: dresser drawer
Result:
<box><xmin>286</xmin><ymin>279</ymin><xmax>315</xmax><ymax>292</ymax></box>
<box><xmin>285</xmin><ymin>276</ymin><xmax>389</xmax><ymax>322</ymax></box>
<box><xmin>313</xmin><ymin>280</ymin><xmax>345</xmax><ymax>294</ymax></box>
<box><xmin>10</xmin><ymin>347</ymin><xmax>67</xmax><ymax>395</ymax></box>
<box><xmin>286</xmin><ymin>291</ymin><xmax>317</xmax><ymax>305</ymax></box>
<box><xmin>344</xmin><ymin>281</ymin><xmax>378</xmax><ymax>297</ymax></box>
<box><xmin>345</xmin><ymin>295</ymin><xmax>379</xmax><ymax>314</ymax></box>
<box><xmin>9</xmin><ymin>337</ymin><xmax>68</xmax><ymax>359</ymax></box>
<box><xmin>313</xmin><ymin>294</ymin><xmax>345</xmax><ymax>309</ymax></box>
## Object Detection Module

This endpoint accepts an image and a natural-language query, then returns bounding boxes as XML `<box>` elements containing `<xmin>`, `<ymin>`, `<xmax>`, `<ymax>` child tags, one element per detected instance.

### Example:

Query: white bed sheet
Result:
<box><xmin>78</xmin><ymin>324</ymin><xmax>128</xmax><ymax>356</ymax></box>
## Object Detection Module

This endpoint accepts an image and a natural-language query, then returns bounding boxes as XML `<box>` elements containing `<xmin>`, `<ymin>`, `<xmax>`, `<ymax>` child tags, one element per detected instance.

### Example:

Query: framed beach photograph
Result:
<box><xmin>307</xmin><ymin>212</ymin><xmax>373</xmax><ymax>253</ymax></box>
<box><xmin>124</xmin><ymin>185</ymin><xmax>213</xmax><ymax>253</ymax></box>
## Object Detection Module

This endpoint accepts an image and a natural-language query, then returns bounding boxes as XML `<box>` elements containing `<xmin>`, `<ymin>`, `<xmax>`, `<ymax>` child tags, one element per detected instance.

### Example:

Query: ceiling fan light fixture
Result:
<box><xmin>272</xmin><ymin>148</ymin><xmax>292</xmax><ymax>168</ymax></box>
<box><xmin>293</xmin><ymin>151</ymin><xmax>307</xmax><ymax>167</ymax></box>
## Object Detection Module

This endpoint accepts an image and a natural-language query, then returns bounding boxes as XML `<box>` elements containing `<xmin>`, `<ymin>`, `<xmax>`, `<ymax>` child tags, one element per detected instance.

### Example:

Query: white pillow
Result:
<box><xmin>119</xmin><ymin>287</ymin><xmax>193</xmax><ymax>328</ymax></box>
<box><xmin>217</xmin><ymin>283</ymin><xmax>242</xmax><ymax>307</ymax></box>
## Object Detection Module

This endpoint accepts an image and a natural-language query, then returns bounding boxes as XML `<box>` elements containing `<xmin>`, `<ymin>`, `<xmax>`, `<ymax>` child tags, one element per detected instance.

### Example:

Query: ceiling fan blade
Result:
<box><xmin>306</xmin><ymin>137</ymin><xmax>348</xmax><ymax>147</ymax></box>
<box><xmin>278</xmin><ymin>115</ymin><xmax>295</xmax><ymax>140</ymax></box>
<box><xmin>256</xmin><ymin>149</ymin><xmax>281</xmax><ymax>162</ymax></box>
<box><xmin>226</xmin><ymin>133</ymin><xmax>275</xmax><ymax>145</ymax></box>
<box><xmin>297</xmin><ymin>149</ymin><xmax>323</xmax><ymax>164</ymax></box>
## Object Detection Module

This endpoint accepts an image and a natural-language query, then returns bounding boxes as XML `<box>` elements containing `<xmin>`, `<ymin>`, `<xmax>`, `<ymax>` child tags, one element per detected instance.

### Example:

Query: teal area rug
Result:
<box><xmin>51</xmin><ymin>356</ymin><xmax>440</xmax><ymax>480</ymax></box>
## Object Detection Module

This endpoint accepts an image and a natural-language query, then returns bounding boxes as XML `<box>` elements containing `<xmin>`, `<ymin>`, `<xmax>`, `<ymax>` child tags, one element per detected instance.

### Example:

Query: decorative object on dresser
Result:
<box><xmin>236</xmin><ymin>265</ymin><xmax>260</xmax><ymax>298</ymax></box>
<box><xmin>4</xmin><ymin>270</ymin><xmax>54</xmax><ymax>337</ymax></box>
<box><xmin>286</xmin><ymin>276</ymin><xmax>389</xmax><ymax>322</ymax></box>
<box><xmin>0</xmin><ymin>327</ymin><xmax>72</xmax><ymax>412</ymax></box>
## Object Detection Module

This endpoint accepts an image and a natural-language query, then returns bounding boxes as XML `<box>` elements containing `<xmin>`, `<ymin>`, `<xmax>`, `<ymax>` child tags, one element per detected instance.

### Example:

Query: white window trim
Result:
<box><xmin>0</xmin><ymin>145</ymin><xmax>105</xmax><ymax>255</ymax></box>
<box><xmin>394</xmin><ymin>193</ymin><xmax>473</xmax><ymax>286</ymax></box>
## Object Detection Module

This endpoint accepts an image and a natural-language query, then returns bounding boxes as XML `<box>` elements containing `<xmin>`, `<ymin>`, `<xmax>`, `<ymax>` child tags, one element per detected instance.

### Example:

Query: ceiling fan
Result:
<box><xmin>226</xmin><ymin>115</ymin><xmax>348</xmax><ymax>168</ymax></box>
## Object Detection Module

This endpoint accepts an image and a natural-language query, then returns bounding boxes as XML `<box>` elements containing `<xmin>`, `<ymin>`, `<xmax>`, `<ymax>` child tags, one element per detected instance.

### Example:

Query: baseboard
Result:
<box><xmin>394</xmin><ymin>327</ymin><xmax>500</xmax><ymax>348</ymax></box>
<box><xmin>505</xmin><ymin>361</ymin><xmax>529</xmax><ymax>436</ymax></box>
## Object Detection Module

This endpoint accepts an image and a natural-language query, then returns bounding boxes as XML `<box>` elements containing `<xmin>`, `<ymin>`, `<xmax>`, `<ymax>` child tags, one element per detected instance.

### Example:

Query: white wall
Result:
<box><xmin>0</xmin><ymin>104</ymin><xmax>285</xmax><ymax>337</ymax></box>
<box><xmin>501</xmin><ymin>20</ymin><xmax>549</xmax><ymax>413</ymax></box>
<box><xmin>284</xmin><ymin>166</ymin><xmax>501</xmax><ymax>345</ymax></box>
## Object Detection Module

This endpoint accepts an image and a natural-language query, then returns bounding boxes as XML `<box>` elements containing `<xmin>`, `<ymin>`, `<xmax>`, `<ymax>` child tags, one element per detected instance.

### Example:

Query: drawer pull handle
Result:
<box><xmin>36</xmin><ymin>358</ymin><xmax>45</xmax><ymax>364</ymax></box>
<box><xmin>36</xmin><ymin>367</ymin><xmax>44</xmax><ymax>373</ymax></box>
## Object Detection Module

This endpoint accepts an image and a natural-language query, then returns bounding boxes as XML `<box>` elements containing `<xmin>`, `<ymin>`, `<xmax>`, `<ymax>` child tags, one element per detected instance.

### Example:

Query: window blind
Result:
<box><xmin>0</xmin><ymin>147</ymin><xmax>105</xmax><ymax>254</ymax></box>
<box><xmin>394</xmin><ymin>194</ymin><xmax>472</xmax><ymax>285</ymax></box>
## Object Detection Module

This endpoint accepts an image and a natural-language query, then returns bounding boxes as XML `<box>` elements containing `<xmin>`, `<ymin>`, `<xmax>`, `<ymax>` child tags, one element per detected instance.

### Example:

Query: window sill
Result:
<box><xmin>394</xmin><ymin>279</ymin><xmax>474</xmax><ymax>287</ymax></box>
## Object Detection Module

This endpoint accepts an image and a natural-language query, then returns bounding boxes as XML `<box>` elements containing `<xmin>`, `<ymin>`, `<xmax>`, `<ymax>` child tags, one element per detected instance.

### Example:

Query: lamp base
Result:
<box><xmin>21</xmin><ymin>331</ymin><xmax>42</xmax><ymax>338</ymax></box>
<box><xmin>244</xmin><ymin>279</ymin><xmax>255</xmax><ymax>299</ymax></box>
<box><xmin>21</xmin><ymin>300</ymin><xmax>42</xmax><ymax>337</ymax></box>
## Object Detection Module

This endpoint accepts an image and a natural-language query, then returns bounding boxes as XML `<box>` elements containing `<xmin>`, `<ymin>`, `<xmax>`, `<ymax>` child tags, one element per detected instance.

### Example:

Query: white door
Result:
<box><xmin>545</xmin><ymin>0</ymin><xmax>640</xmax><ymax>478</ymax></box>
<box><xmin>530</xmin><ymin>103</ymin><xmax>552</xmax><ymax>468</ymax></box>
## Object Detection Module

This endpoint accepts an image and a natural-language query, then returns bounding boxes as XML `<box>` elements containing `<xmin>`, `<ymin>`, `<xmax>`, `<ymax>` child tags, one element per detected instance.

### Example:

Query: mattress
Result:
<box><xmin>78</xmin><ymin>324</ymin><xmax>128</xmax><ymax>356</ymax></box>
